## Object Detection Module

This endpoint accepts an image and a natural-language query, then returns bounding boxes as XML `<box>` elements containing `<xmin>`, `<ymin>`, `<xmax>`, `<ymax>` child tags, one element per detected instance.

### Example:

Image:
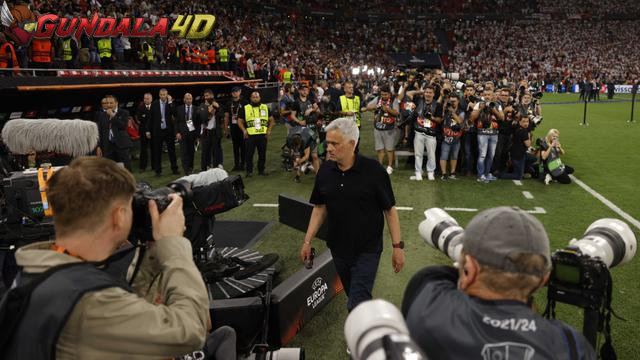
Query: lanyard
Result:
<box><xmin>51</xmin><ymin>243</ymin><xmax>84</xmax><ymax>260</ymax></box>
<box><xmin>37</xmin><ymin>167</ymin><xmax>55</xmax><ymax>217</ymax></box>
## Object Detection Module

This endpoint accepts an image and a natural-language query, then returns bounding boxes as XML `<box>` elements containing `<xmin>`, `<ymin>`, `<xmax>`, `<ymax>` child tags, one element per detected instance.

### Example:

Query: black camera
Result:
<box><xmin>130</xmin><ymin>180</ymin><xmax>192</xmax><ymax>242</ymax></box>
<box><xmin>532</xmin><ymin>91</ymin><xmax>543</xmax><ymax>100</ymax></box>
<box><xmin>442</xmin><ymin>88</ymin><xmax>451</xmax><ymax>96</ymax></box>
<box><xmin>467</xmin><ymin>95</ymin><xmax>481</xmax><ymax>103</ymax></box>
<box><xmin>549</xmin><ymin>248</ymin><xmax>609</xmax><ymax>309</ymax></box>
<box><xmin>445</xmin><ymin>102</ymin><xmax>454</xmax><ymax>110</ymax></box>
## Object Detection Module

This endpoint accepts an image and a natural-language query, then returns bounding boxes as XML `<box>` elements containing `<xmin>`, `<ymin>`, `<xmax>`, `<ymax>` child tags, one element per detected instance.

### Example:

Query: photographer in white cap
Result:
<box><xmin>402</xmin><ymin>206</ymin><xmax>595</xmax><ymax>359</ymax></box>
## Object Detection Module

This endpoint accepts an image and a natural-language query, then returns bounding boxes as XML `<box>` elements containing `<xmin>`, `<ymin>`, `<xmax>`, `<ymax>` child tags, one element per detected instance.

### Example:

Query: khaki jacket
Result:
<box><xmin>14</xmin><ymin>236</ymin><xmax>209</xmax><ymax>359</ymax></box>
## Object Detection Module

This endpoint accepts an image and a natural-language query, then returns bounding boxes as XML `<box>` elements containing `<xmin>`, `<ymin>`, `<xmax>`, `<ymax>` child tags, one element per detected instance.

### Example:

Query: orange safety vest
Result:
<box><xmin>206</xmin><ymin>49</ymin><xmax>216</xmax><ymax>65</ymax></box>
<box><xmin>31</xmin><ymin>39</ymin><xmax>52</xmax><ymax>63</ymax></box>
<box><xmin>0</xmin><ymin>42</ymin><xmax>19</xmax><ymax>69</ymax></box>
<box><xmin>191</xmin><ymin>49</ymin><xmax>201</xmax><ymax>64</ymax></box>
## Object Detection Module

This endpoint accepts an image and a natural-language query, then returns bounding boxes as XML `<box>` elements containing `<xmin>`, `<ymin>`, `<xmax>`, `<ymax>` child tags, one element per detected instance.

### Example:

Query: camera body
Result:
<box><xmin>131</xmin><ymin>180</ymin><xmax>192</xmax><ymax>242</ymax></box>
<box><xmin>549</xmin><ymin>247</ymin><xmax>609</xmax><ymax>309</ymax></box>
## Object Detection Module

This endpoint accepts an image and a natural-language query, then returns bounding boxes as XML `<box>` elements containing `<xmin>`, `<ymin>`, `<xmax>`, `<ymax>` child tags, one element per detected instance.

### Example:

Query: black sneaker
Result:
<box><xmin>294</xmin><ymin>176</ymin><xmax>301</xmax><ymax>183</ymax></box>
<box><xmin>441</xmin><ymin>174</ymin><xmax>448</xmax><ymax>181</ymax></box>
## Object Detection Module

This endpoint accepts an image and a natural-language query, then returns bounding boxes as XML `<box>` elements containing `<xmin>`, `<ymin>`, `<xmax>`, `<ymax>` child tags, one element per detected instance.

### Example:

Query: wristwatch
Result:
<box><xmin>392</xmin><ymin>241</ymin><xmax>404</xmax><ymax>249</ymax></box>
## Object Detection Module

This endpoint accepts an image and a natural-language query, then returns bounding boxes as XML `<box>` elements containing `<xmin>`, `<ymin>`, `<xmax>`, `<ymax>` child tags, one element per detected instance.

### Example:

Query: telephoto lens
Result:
<box><xmin>418</xmin><ymin>208</ymin><xmax>464</xmax><ymax>264</ymax></box>
<box><xmin>344</xmin><ymin>299</ymin><xmax>427</xmax><ymax>360</ymax></box>
<box><xmin>569</xmin><ymin>218</ymin><xmax>636</xmax><ymax>268</ymax></box>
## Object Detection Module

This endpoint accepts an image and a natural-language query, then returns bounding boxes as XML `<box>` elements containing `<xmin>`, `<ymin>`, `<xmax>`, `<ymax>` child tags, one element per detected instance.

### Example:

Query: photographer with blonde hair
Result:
<box><xmin>540</xmin><ymin>128</ymin><xmax>574</xmax><ymax>185</ymax></box>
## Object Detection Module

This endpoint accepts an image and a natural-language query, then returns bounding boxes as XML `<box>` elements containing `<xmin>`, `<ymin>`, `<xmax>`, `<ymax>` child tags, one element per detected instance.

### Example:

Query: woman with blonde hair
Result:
<box><xmin>540</xmin><ymin>128</ymin><xmax>574</xmax><ymax>184</ymax></box>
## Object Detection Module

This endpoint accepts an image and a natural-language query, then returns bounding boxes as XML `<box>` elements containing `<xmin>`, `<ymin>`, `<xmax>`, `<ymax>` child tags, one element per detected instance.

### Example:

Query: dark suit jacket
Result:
<box><xmin>109</xmin><ymin>108</ymin><xmax>133</xmax><ymax>149</ymax></box>
<box><xmin>136</xmin><ymin>103</ymin><xmax>153</xmax><ymax>135</ymax></box>
<box><xmin>174</xmin><ymin>103</ymin><xmax>204</xmax><ymax>136</ymax></box>
<box><xmin>201</xmin><ymin>101</ymin><xmax>223</xmax><ymax>138</ymax></box>
<box><xmin>94</xmin><ymin>109</ymin><xmax>110</xmax><ymax>152</ymax></box>
<box><xmin>150</xmin><ymin>99</ymin><xmax>175</xmax><ymax>137</ymax></box>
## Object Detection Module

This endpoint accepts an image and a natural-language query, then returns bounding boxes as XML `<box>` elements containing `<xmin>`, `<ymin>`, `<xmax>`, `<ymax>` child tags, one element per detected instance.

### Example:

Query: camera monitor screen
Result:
<box><xmin>554</xmin><ymin>263</ymin><xmax>580</xmax><ymax>284</ymax></box>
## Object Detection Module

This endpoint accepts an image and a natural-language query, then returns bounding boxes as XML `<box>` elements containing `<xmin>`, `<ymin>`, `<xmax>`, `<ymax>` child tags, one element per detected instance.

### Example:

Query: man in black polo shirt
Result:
<box><xmin>299</xmin><ymin>117</ymin><xmax>405</xmax><ymax>313</ymax></box>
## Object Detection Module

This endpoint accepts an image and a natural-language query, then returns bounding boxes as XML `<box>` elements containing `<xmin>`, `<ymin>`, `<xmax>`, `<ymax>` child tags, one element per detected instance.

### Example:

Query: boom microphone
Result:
<box><xmin>1</xmin><ymin>119</ymin><xmax>99</xmax><ymax>157</ymax></box>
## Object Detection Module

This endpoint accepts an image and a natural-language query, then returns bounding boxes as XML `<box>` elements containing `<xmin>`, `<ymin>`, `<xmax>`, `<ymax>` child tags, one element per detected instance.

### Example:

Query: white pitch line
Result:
<box><xmin>570</xmin><ymin>175</ymin><xmax>640</xmax><ymax>230</ymax></box>
<box><xmin>396</xmin><ymin>206</ymin><xmax>414</xmax><ymax>211</ymax></box>
<box><xmin>444</xmin><ymin>207</ymin><xmax>479</xmax><ymax>212</ymax></box>
<box><xmin>526</xmin><ymin>207</ymin><xmax>547</xmax><ymax>214</ymax></box>
<box><xmin>253</xmin><ymin>203</ymin><xmax>279</xmax><ymax>207</ymax></box>
<box><xmin>513</xmin><ymin>180</ymin><xmax>523</xmax><ymax>186</ymax></box>
<box><xmin>522</xmin><ymin>191</ymin><xmax>534</xmax><ymax>200</ymax></box>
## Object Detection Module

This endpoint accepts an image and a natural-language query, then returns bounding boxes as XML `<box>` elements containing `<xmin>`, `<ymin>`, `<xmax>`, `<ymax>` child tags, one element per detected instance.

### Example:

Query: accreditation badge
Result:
<box><xmin>254</xmin><ymin>118</ymin><xmax>261</xmax><ymax>130</ymax></box>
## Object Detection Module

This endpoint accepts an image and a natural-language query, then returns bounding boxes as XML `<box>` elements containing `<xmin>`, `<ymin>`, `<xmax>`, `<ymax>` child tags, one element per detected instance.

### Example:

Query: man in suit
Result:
<box><xmin>136</xmin><ymin>93</ymin><xmax>153</xmax><ymax>171</ymax></box>
<box><xmin>174</xmin><ymin>93</ymin><xmax>204</xmax><ymax>175</ymax></box>
<box><xmin>104</xmin><ymin>95</ymin><xmax>133</xmax><ymax>171</ymax></box>
<box><xmin>200</xmin><ymin>88</ymin><xmax>223</xmax><ymax>171</ymax></box>
<box><xmin>150</xmin><ymin>88</ymin><xmax>179</xmax><ymax>177</ymax></box>
<box><xmin>94</xmin><ymin>97</ymin><xmax>110</xmax><ymax>158</ymax></box>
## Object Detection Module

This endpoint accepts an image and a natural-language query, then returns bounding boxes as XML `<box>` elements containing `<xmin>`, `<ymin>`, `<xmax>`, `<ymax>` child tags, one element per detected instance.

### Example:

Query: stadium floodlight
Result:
<box><xmin>367</xmin><ymin>69</ymin><xmax>374</xmax><ymax>76</ymax></box>
<box><xmin>362</xmin><ymin>65</ymin><xmax>368</xmax><ymax>72</ymax></box>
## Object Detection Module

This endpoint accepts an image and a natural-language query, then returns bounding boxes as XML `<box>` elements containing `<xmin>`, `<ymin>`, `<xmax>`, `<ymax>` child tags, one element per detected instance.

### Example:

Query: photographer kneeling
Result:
<box><xmin>540</xmin><ymin>128</ymin><xmax>574</xmax><ymax>185</ymax></box>
<box><xmin>5</xmin><ymin>157</ymin><xmax>234</xmax><ymax>359</ymax></box>
<box><xmin>402</xmin><ymin>207</ymin><xmax>595</xmax><ymax>359</ymax></box>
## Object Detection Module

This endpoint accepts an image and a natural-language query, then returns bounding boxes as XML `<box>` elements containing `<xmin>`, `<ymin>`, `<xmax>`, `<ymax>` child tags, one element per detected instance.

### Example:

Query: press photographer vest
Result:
<box><xmin>339</xmin><ymin>95</ymin><xmax>361</xmax><ymax>127</ymax></box>
<box><xmin>546</xmin><ymin>143</ymin><xmax>565</xmax><ymax>177</ymax></box>
<box><xmin>476</xmin><ymin>110</ymin><xmax>499</xmax><ymax>135</ymax></box>
<box><xmin>442</xmin><ymin>111</ymin><xmax>463</xmax><ymax>143</ymax></box>
<box><xmin>373</xmin><ymin>97</ymin><xmax>397</xmax><ymax>131</ymax></box>
<box><xmin>414</xmin><ymin>101</ymin><xmax>438</xmax><ymax>136</ymax></box>
<box><xmin>244</xmin><ymin>104</ymin><xmax>269</xmax><ymax>135</ymax></box>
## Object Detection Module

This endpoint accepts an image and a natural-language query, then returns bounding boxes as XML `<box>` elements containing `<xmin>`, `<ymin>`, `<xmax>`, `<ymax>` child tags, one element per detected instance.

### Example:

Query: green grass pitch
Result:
<box><xmin>132</xmin><ymin>93</ymin><xmax>640</xmax><ymax>359</ymax></box>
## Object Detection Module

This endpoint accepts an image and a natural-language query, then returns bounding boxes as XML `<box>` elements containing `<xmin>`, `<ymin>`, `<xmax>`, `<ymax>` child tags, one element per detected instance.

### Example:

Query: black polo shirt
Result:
<box><xmin>309</xmin><ymin>155</ymin><xmax>395</xmax><ymax>258</ymax></box>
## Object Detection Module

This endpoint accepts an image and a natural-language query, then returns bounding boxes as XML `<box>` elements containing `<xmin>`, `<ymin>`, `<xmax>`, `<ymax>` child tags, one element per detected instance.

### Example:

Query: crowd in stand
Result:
<box><xmin>1</xmin><ymin>0</ymin><xmax>638</xmax><ymax>86</ymax></box>
<box><xmin>448</xmin><ymin>19</ymin><xmax>640</xmax><ymax>84</ymax></box>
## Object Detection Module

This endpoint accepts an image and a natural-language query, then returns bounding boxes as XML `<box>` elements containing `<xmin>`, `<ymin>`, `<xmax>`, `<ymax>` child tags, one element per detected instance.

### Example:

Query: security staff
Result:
<box><xmin>62</xmin><ymin>37</ymin><xmax>77</xmax><ymax>69</ymax></box>
<box><xmin>141</xmin><ymin>39</ymin><xmax>154</xmax><ymax>70</ymax></box>
<box><xmin>29</xmin><ymin>38</ymin><xmax>53</xmax><ymax>69</ymax></box>
<box><xmin>0</xmin><ymin>33</ymin><xmax>19</xmax><ymax>72</ymax></box>
<box><xmin>337</xmin><ymin>81</ymin><xmax>365</xmax><ymax>129</ymax></box>
<box><xmin>205</xmin><ymin>45</ymin><xmax>216</xmax><ymax>70</ymax></box>
<box><xmin>97</xmin><ymin>38</ymin><xmax>113</xmax><ymax>69</ymax></box>
<box><xmin>237</xmin><ymin>91</ymin><xmax>274</xmax><ymax>177</ymax></box>
<box><xmin>218</xmin><ymin>46</ymin><xmax>228</xmax><ymax>70</ymax></box>
<box><xmin>283</xmin><ymin>68</ymin><xmax>293</xmax><ymax>84</ymax></box>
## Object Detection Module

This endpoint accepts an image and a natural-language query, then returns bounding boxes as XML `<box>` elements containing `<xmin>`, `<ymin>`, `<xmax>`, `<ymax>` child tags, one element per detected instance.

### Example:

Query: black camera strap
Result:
<box><xmin>599</xmin><ymin>270</ymin><xmax>619</xmax><ymax>360</ymax></box>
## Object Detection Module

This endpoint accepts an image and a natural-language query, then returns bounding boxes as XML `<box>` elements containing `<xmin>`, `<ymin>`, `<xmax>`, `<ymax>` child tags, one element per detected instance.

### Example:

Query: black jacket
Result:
<box><xmin>136</xmin><ymin>102</ymin><xmax>153</xmax><ymax>135</ymax></box>
<box><xmin>109</xmin><ymin>108</ymin><xmax>133</xmax><ymax>149</ymax></box>
<box><xmin>174</xmin><ymin>103</ymin><xmax>205</xmax><ymax>136</ymax></box>
<box><xmin>150</xmin><ymin>100</ymin><xmax>175</xmax><ymax>137</ymax></box>
<box><xmin>93</xmin><ymin>109</ymin><xmax>110</xmax><ymax>152</ymax></box>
